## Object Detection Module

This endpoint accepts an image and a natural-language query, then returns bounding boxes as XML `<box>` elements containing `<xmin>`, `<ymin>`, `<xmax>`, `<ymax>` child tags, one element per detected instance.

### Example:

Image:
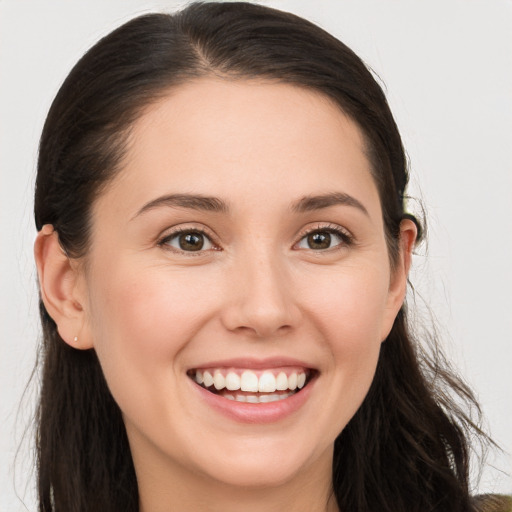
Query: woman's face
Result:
<box><xmin>77</xmin><ymin>79</ymin><xmax>407</xmax><ymax>490</ymax></box>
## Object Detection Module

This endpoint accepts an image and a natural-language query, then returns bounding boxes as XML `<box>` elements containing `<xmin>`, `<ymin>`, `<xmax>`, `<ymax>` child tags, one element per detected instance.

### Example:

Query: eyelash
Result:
<box><xmin>157</xmin><ymin>223</ymin><xmax>354</xmax><ymax>255</ymax></box>
<box><xmin>158</xmin><ymin>227</ymin><xmax>219</xmax><ymax>255</ymax></box>
<box><xmin>294</xmin><ymin>223</ymin><xmax>354</xmax><ymax>252</ymax></box>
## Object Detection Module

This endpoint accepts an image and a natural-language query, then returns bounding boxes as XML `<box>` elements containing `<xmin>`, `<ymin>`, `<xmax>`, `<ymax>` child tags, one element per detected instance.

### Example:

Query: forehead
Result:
<box><xmin>131</xmin><ymin>78</ymin><xmax>366</xmax><ymax>165</ymax></box>
<box><xmin>95</xmin><ymin>78</ymin><xmax>381</xmax><ymax>222</ymax></box>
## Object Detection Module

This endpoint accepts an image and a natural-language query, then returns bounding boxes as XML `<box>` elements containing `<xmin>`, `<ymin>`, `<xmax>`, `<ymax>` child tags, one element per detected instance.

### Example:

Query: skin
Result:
<box><xmin>35</xmin><ymin>79</ymin><xmax>416</xmax><ymax>512</ymax></box>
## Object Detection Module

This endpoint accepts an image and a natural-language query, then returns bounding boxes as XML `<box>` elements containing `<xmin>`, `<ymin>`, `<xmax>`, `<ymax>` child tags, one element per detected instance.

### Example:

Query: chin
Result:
<box><xmin>200</xmin><ymin>453</ymin><xmax>309</xmax><ymax>489</ymax></box>
<box><xmin>184</xmin><ymin>432</ymin><xmax>333</xmax><ymax>490</ymax></box>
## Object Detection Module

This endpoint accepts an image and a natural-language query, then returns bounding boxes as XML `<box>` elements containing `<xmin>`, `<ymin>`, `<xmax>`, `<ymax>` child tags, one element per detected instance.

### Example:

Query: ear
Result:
<box><xmin>34</xmin><ymin>225</ymin><xmax>93</xmax><ymax>349</ymax></box>
<box><xmin>381</xmin><ymin>218</ymin><xmax>417</xmax><ymax>340</ymax></box>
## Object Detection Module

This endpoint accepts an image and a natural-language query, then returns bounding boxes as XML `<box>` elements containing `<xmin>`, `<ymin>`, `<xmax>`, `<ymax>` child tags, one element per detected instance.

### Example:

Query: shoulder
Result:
<box><xmin>472</xmin><ymin>494</ymin><xmax>512</xmax><ymax>512</ymax></box>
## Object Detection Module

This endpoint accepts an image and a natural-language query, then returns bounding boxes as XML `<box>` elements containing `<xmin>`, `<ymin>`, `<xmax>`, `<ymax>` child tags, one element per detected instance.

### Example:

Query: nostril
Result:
<box><xmin>232</xmin><ymin>322</ymin><xmax>292</xmax><ymax>336</ymax></box>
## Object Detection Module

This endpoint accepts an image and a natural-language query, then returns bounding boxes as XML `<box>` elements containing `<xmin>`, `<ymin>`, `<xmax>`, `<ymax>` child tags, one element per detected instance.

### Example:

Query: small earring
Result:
<box><xmin>73</xmin><ymin>336</ymin><xmax>79</xmax><ymax>343</ymax></box>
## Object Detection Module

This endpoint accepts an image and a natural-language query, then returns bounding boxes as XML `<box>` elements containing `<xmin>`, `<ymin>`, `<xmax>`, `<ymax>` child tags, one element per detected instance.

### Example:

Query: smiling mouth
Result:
<box><xmin>188</xmin><ymin>368</ymin><xmax>315</xmax><ymax>403</ymax></box>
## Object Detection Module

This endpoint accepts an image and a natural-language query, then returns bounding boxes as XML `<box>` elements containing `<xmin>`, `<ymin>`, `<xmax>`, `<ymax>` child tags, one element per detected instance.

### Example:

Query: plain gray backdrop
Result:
<box><xmin>1</xmin><ymin>1</ymin><xmax>510</xmax><ymax>510</ymax></box>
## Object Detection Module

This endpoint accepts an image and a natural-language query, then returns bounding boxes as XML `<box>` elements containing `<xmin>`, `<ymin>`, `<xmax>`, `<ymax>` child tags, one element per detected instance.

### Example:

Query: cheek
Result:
<box><xmin>300</xmin><ymin>264</ymin><xmax>389</xmax><ymax>415</ymax></box>
<box><xmin>305</xmin><ymin>263</ymin><xmax>391</xmax><ymax>347</ymax></box>
<box><xmin>91</xmin><ymin>262</ymin><xmax>203</xmax><ymax>334</ymax></box>
<box><xmin>84</xmin><ymin>261</ymin><xmax>217</xmax><ymax>395</ymax></box>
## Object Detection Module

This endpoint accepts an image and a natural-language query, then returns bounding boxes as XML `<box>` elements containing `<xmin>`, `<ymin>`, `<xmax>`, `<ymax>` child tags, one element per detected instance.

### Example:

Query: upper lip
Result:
<box><xmin>188</xmin><ymin>356</ymin><xmax>316</xmax><ymax>371</ymax></box>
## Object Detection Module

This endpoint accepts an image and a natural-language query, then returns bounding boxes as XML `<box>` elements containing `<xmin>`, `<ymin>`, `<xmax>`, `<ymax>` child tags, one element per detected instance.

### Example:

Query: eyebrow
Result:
<box><xmin>133</xmin><ymin>193</ymin><xmax>229</xmax><ymax>219</ymax></box>
<box><xmin>291</xmin><ymin>192</ymin><xmax>369</xmax><ymax>216</ymax></box>
<box><xmin>132</xmin><ymin>191</ymin><xmax>368</xmax><ymax>219</ymax></box>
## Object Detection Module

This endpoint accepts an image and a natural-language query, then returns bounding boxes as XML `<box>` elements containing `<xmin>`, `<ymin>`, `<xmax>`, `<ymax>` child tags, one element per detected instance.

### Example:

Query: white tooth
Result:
<box><xmin>224</xmin><ymin>394</ymin><xmax>235</xmax><ymax>401</ymax></box>
<box><xmin>258</xmin><ymin>394</ymin><xmax>272</xmax><ymax>403</ymax></box>
<box><xmin>235</xmin><ymin>394</ymin><xmax>247</xmax><ymax>403</ymax></box>
<box><xmin>225</xmin><ymin>372</ymin><xmax>241</xmax><ymax>391</ymax></box>
<box><xmin>203</xmin><ymin>371</ymin><xmax>214</xmax><ymax>387</ymax></box>
<box><xmin>240</xmin><ymin>370</ymin><xmax>259</xmax><ymax>392</ymax></box>
<box><xmin>297</xmin><ymin>372</ymin><xmax>306</xmax><ymax>389</ymax></box>
<box><xmin>246</xmin><ymin>395</ymin><xmax>258</xmax><ymax>403</ymax></box>
<box><xmin>258</xmin><ymin>372</ymin><xmax>277</xmax><ymax>392</ymax></box>
<box><xmin>213</xmin><ymin>371</ymin><xmax>225</xmax><ymax>390</ymax></box>
<box><xmin>288</xmin><ymin>373</ymin><xmax>298</xmax><ymax>390</ymax></box>
<box><xmin>195</xmin><ymin>370</ymin><xmax>203</xmax><ymax>384</ymax></box>
<box><xmin>268</xmin><ymin>394</ymin><xmax>280</xmax><ymax>402</ymax></box>
<box><xmin>276</xmin><ymin>372</ymin><xmax>288</xmax><ymax>390</ymax></box>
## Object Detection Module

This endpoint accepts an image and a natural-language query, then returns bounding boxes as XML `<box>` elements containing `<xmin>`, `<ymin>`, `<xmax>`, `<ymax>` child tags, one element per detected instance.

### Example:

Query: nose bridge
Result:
<box><xmin>222</xmin><ymin>240</ymin><xmax>300</xmax><ymax>337</ymax></box>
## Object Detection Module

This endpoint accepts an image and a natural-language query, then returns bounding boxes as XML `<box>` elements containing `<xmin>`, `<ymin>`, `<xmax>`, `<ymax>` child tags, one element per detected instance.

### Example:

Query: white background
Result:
<box><xmin>1</xmin><ymin>0</ymin><xmax>510</xmax><ymax>510</ymax></box>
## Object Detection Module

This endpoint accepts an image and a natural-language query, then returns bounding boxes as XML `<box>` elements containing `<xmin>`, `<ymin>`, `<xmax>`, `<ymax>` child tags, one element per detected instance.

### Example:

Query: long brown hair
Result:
<box><xmin>34</xmin><ymin>3</ymin><xmax>494</xmax><ymax>511</ymax></box>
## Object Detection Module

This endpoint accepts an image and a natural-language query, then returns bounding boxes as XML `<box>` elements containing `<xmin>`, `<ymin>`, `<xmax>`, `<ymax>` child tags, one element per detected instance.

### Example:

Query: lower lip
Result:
<box><xmin>190</xmin><ymin>376</ymin><xmax>316</xmax><ymax>424</ymax></box>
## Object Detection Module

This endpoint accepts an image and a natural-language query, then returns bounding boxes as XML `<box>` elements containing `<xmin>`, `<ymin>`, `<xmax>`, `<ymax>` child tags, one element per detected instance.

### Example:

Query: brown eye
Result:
<box><xmin>307</xmin><ymin>232</ymin><xmax>331</xmax><ymax>250</ymax></box>
<box><xmin>296</xmin><ymin>229</ymin><xmax>347</xmax><ymax>251</ymax></box>
<box><xmin>164</xmin><ymin>231</ymin><xmax>213</xmax><ymax>252</ymax></box>
<box><xmin>179</xmin><ymin>233</ymin><xmax>204</xmax><ymax>251</ymax></box>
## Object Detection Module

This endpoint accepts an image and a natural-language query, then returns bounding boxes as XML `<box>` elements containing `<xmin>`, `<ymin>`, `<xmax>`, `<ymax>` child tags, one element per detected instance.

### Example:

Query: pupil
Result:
<box><xmin>308</xmin><ymin>232</ymin><xmax>331</xmax><ymax>249</ymax></box>
<box><xmin>180</xmin><ymin>232</ymin><xmax>204</xmax><ymax>251</ymax></box>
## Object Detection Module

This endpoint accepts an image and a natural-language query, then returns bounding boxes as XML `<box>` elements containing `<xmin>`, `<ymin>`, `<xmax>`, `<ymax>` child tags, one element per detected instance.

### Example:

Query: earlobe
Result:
<box><xmin>34</xmin><ymin>225</ymin><xmax>93</xmax><ymax>349</ymax></box>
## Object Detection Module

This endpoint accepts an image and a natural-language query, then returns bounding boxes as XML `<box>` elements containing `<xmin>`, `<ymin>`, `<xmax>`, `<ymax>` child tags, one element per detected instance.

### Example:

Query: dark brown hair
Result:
<box><xmin>34</xmin><ymin>2</ymin><xmax>496</xmax><ymax>511</ymax></box>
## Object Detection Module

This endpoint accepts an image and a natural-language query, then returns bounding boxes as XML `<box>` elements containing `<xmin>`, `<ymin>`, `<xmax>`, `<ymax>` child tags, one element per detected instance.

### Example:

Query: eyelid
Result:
<box><xmin>157</xmin><ymin>224</ymin><xmax>221</xmax><ymax>253</ymax></box>
<box><xmin>156</xmin><ymin>222</ymin><xmax>354</xmax><ymax>254</ymax></box>
<box><xmin>293</xmin><ymin>223</ymin><xmax>354</xmax><ymax>250</ymax></box>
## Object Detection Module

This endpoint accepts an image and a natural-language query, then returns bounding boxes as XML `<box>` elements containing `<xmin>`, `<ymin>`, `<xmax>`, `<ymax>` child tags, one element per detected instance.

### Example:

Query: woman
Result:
<box><xmin>32</xmin><ymin>2</ymin><xmax>510</xmax><ymax>511</ymax></box>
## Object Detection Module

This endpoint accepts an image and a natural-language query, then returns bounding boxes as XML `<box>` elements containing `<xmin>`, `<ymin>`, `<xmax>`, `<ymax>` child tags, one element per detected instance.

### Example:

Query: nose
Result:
<box><xmin>220</xmin><ymin>249</ymin><xmax>302</xmax><ymax>339</ymax></box>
